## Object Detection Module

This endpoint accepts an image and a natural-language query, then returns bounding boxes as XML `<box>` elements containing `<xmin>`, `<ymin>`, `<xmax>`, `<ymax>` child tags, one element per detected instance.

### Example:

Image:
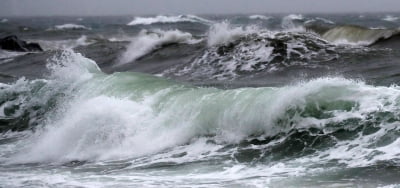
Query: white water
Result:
<box><xmin>119</xmin><ymin>29</ymin><xmax>200</xmax><ymax>64</ymax></box>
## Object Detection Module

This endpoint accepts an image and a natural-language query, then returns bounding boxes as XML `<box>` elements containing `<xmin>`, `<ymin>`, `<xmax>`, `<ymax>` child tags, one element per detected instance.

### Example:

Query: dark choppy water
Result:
<box><xmin>1</xmin><ymin>13</ymin><xmax>400</xmax><ymax>187</ymax></box>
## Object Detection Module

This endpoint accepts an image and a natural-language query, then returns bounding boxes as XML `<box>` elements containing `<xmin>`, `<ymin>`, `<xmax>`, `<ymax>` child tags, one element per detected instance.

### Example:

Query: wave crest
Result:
<box><xmin>119</xmin><ymin>29</ymin><xmax>200</xmax><ymax>64</ymax></box>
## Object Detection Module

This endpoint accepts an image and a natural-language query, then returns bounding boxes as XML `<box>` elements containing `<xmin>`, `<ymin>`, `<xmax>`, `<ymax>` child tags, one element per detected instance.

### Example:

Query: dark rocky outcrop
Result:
<box><xmin>0</xmin><ymin>35</ymin><xmax>43</xmax><ymax>52</ymax></box>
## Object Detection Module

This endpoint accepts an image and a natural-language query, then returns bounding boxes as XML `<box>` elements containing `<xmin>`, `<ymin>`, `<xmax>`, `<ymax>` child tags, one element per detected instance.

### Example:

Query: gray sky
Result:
<box><xmin>1</xmin><ymin>0</ymin><xmax>400</xmax><ymax>16</ymax></box>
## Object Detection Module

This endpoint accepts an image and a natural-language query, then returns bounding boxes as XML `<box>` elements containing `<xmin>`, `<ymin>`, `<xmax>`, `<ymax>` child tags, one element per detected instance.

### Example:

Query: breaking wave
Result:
<box><xmin>1</xmin><ymin>50</ymin><xmax>400</xmax><ymax>171</ymax></box>
<box><xmin>119</xmin><ymin>29</ymin><xmax>201</xmax><ymax>64</ymax></box>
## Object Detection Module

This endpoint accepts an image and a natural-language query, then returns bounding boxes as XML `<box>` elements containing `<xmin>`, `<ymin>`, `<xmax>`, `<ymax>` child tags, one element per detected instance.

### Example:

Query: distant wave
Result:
<box><xmin>316</xmin><ymin>17</ymin><xmax>335</xmax><ymax>24</ymax></box>
<box><xmin>311</xmin><ymin>25</ymin><xmax>400</xmax><ymax>46</ymax></box>
<box><xmin>32</xmin><ymin>35</ymin><xmax>92</xmax><ymax>50</ymax></box>
<box><xmin>285</xmin><ymin>14</ymin><xmax>304</xmax><ymax>20</ymax></box>
<box><xmin>382</xmin><ymin>15</ymin><xmax>399</xmax><ymax>22</ymax></box>
<box><xmin>49</xmin><ymin>23</ymin><xmax>91</xmax><ymax>31</ymax></box>
<box><xmin>127</xmin><ymin>15</ymin><xmax>213</xmax><ymax>26</ymax></box>
<box><xmin>108</xmin><ymin>36</ymin><xmax>132</xmax><ymax>42</ymax></box>
<box><xmin>249</xmin><ymin>15</ymin><xmax>271</xmax><ymax>20</ymax></box>
<box><xmin>0</xmin><ymin>50</ymin><xmax>27</xmax><ymax>64</ymax></box>
<box><xmin>164</xmin><ymin>23</ymin><xmax>335</xmax><ymax>80</ymax></box>
<box><xmin>0</xmin><ymin>18</ymin><xmax>8</xmax><ymax>23</ymax></box>
<box><xmin>119</xmin><ymin>29</ymin><xmax>201</xmax><ymax>64</ymax></box>
<box><xmin>305</xmin><ymin>17</ymin><xmax>335</xmax><ymax>25</ymax></box>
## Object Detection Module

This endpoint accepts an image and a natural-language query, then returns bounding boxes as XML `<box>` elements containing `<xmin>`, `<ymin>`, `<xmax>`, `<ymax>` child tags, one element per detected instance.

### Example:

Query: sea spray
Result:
<box><xmin>207</xmin><ymin>22</ymin><xmax>260</xmax><ymax>46</ymax></box>
<box><xmin>119</xmin><ymin>29</ymin><xmax>200</xmax><ymax>64</ymax></box>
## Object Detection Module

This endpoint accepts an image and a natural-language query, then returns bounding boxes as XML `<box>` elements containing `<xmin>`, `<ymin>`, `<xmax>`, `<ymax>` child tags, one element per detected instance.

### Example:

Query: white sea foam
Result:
<box><xmin>127</xmin><ymin>15</ymin><xmax>212</xmax><ymax>26</ymax></box>
<box><xmin>119</xmin><ymin>29</ymin><xmax>200</xmax><ymax>64</ymax></box>
<box><xmin>0</xmin><ymin>18</ymin><xmax>8</xmax><ymax>23</ymax></box>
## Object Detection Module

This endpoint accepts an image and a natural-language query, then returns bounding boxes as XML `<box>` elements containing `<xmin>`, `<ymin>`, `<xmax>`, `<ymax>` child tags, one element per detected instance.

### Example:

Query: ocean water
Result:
<box><xmin>1</xmin><ymin>13</ymin><xmax>400</xmax><ymax>187</ymax></box>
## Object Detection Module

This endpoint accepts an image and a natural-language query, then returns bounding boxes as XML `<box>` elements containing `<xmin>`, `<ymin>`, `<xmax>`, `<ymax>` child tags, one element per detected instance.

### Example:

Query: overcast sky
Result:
<box><xmin>1</xmin><ymin>0</ymin><xmax>400</xmax><ymax>16</ymax></box>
